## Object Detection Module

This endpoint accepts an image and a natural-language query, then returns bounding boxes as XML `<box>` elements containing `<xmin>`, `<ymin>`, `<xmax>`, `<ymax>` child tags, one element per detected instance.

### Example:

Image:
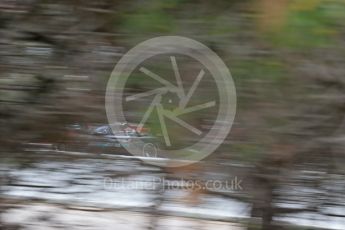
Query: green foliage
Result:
<box><xmin>232</xmin><ymin>58</ymin><xmax>287</xmax><ymax>85</ymax></box>
<box><xmin>208</xmin><ymin>14</ymin><xmax>240</xmax><ymax>36</ymax></box>
<box><xmin>119</xmin><ymin>0</ymin><xmax>180</xmax><ymax>35</ymax></box>
<box><xmin>121</xmin><ymin>11</ymin><xmax>175</xmax><ymax>34</ymax></box>
<box><xmin>266</xmin><ymin>0</ymin><xmax>344</xmax><ymax>49</ymax></box>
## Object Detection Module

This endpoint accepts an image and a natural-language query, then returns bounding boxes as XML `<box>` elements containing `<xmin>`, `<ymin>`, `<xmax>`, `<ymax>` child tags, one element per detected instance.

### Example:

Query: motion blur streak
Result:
<box><xmin>1</xmin><ymin>1</ymin><xmax>345</xmax><ymax>230</ymax></box>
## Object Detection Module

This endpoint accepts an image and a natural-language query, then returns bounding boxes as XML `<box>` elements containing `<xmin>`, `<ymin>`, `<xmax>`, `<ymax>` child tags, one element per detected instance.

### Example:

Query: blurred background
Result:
<box><xmin>1</xmin><ymin>0</ymin><xmax>345</xmax><ymax>229</ymax></box>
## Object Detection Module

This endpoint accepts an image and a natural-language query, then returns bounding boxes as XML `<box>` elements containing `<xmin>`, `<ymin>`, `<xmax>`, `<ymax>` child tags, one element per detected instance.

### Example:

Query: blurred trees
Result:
<box><xmin>1</xmin><ymin>0</ymin><xmax>345</xmax><ymax>229</ymax></box>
